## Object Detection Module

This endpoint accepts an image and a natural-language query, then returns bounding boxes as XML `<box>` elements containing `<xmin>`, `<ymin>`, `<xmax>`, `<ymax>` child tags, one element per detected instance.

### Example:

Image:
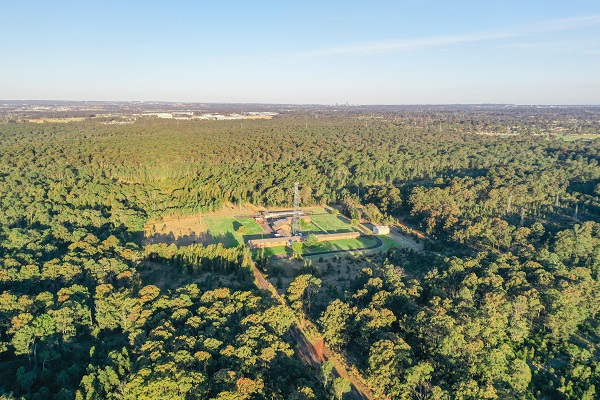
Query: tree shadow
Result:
<box><xmin>243</xmin><ymin>233</ymin><xmax>270</xmax><ymax>242</ymax></box>
<box><xmin>232</xmin><ymin>221</ymin><xmax>243</xmax><ymax>231</ymax></box>
<box><xmin>328</xmin><ymin>228</ymin><xmax>355</xmax><ymax>234</ymax></box>
<box><xmin>143</xmin><ymin>230</ymin><xmax>213</xmax><ymax>246</ymax></box>
<box><xmin>336</xmin><ymin>215</ymin><xmax>351</xmax><ymax>224</ymax></box>
<box><xmin>362</xmin><ymin>222</ymin><xmax>375</xmax><ymax>231</ymax></box>
<box><xmin>211</xmin><ymin>231</ymin><xmax>240</xmax><ymax>248</ymax></box>
<box><xmin>335</xmin><ymin>215</ymin><xmax>364</xmax><ymax>233</ymax></box>
<box><xmin>143</xmin><ymin>229</ymin><xmax>259</xmax><ymax>249</ymax></box>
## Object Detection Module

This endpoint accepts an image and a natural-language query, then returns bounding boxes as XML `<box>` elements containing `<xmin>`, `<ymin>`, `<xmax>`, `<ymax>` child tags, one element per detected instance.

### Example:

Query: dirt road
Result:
<box><xmin>252</xmin><ymin>266</ymin><xmax>378</xmax><ymax>400</ymax></box>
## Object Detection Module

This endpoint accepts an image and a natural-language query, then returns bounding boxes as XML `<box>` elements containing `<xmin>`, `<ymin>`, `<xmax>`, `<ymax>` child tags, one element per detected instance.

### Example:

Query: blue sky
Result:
<box><xmin>1</xmin><ymin>1</ymin><xmax>600</xmax><ymax>104</ymax></box>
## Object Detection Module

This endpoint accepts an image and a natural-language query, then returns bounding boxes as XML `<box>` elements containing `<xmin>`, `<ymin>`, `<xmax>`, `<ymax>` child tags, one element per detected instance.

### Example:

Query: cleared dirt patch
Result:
<box><xmin>143</xmin><ymin>214</ymin><xmax>212</xmax><ymax>246</ymax></box>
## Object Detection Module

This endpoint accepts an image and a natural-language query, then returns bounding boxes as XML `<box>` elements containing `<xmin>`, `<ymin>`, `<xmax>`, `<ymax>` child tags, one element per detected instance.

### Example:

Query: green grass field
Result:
<box><xmin>303</xmin><ymin>236</ymin><xmax>378</xmax><ymax>253</ymax></box>
<box><xmin>309</xmin><ymin>214</ymin><xmax>359</xmax><ymax>233</ymax></box>
<box><xmin>260</xmin><ymin>236</ymin><xmax>379</xmax><ymax>258</ymax></box>
<box><xmin>300</xmin><ymin>220</ymin><xmax>325</xmax><ymax>233</ymax></box>
<box><xmin>376</xmin><ymin>235</ymin><xmax>413</xmax><ymax>252</ymax></box>
<box><xmin>204</xmin><ymin>216</ymin><xmax>264</xmax><ymax>247</ymax></box>
<box><xmin>260</xmin><ymin>246</ymin><xmax>290</xmax><ymax>257</ymax></box>
<box><xmin>305</xmin><ymin>206</ymin><xmax>329</xmax><ymax>214</ymax></box>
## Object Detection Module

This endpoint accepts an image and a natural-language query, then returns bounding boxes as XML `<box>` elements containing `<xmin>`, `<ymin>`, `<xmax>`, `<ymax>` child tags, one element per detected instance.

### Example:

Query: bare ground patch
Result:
<box><xmin>143</xmin><ymin>215</ymin><xmax>212</xmax><ymax>246</ymax></box>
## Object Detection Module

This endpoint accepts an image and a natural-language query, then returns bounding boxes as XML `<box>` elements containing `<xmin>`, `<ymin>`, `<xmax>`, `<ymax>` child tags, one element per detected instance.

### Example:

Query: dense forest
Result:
<box><xmin>1</xmin><ymin>106</ymin><xmax>600</xmax><ymax>399</ymax></box>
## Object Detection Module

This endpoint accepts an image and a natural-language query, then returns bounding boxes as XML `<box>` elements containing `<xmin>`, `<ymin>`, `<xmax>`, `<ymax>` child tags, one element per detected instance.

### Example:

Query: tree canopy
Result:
<box><xmin>1</xmin><ymin>106</ymin><xmax>600</xmax><ymax>399</ymax></box>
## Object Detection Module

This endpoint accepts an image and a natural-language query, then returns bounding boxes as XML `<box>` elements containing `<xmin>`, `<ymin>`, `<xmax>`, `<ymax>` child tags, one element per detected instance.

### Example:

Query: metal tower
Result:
<box><xmin>291</xmin><ymin>182</ymin><xmax>301</xmax><ymax>236</ymax></box>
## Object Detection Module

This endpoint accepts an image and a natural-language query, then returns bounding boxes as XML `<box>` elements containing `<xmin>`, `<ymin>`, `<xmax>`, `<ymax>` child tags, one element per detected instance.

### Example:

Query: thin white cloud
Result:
<box><xmin>282</xmin><ymin>14</ymin><xmax>600</xmax><ymax>60</ymax></box>
<box><xmin>494</xmin><ymin>41</ymin><xmax>571</xmax><ymax>50</ymax></box>
<box><xmin>293</xmin><ymin>31</ymin><xmax>513</xmax><ymax>59</ymax></box>
<box><xmin>520</xmin><ymin>14</ymin><xmax>600</xmax><ymax>33</ymax></box>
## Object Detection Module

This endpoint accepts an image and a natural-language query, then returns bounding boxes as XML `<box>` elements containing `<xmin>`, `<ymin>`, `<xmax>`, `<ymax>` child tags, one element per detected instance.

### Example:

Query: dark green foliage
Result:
<box><xmin>145</xmin><ymin>242</ymin><xmax>254</xmax><ymax>277</ymax></box>
<box><xmin>1</xmin><ymin>108</ymin><xmax>600</xmax><ymax>398</ymax></box>
<box><xmin>303</xmin><ymin>234</ymin><xmax>319</xmax><ymax>248</ymax></box>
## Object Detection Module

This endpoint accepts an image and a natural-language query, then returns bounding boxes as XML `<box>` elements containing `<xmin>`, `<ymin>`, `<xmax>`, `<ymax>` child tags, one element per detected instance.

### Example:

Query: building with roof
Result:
<box><xmin>373</xmin><ymin>225</ymin><xmax>390</xmax><ymax>235</ymax></box>
<box><xmin>248</xmin><ymin>236</ymin><xmax>301</xmax><ymax>249</ymax></box>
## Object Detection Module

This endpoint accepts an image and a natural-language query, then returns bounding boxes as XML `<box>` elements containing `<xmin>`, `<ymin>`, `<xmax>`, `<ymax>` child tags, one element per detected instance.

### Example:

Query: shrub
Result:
<box><xmin>304</xmin><ymin>234</ymin><xmax>319</xmax><ymax>247</ymax></box>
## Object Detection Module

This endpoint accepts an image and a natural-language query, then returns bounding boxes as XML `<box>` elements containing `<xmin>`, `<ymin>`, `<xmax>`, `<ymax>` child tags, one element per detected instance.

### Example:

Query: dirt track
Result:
<box><xmin>252</xmin><ymin>266</ymin><xmax>378</xmax><ymax>400</ymax></box>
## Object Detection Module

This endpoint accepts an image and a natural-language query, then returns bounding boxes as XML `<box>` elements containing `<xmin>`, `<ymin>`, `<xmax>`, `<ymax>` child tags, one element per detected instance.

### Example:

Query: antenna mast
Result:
<box><xmin>292</xmin><ymin>182</ymin><xmax>301</xmax><ymax>236</ymax></box>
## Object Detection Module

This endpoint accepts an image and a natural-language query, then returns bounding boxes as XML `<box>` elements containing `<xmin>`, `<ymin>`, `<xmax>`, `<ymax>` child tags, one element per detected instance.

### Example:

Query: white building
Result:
<box><xmin>141</xmin><ymin>113</ymin><xmax>173</xmax><ymax>119</ymax></box>
<box><xmin>373</xmin><ymin>225</ymin><xmax>390</xmax><ymax>235</ymax></box>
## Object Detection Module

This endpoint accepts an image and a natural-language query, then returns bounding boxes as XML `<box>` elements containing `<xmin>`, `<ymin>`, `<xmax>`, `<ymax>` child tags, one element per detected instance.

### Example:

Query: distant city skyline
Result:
<box><xmin>2</xmin><ymin>1</ymin><xmax>600</xmax><ymax>104</ymax></box>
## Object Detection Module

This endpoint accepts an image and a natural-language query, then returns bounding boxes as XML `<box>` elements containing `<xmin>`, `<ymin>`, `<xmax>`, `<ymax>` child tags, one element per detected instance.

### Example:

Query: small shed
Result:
<box><xmin>373</xmin><ymin>225</ymin><xmax>390</xmax><ymax>235</ymax></box>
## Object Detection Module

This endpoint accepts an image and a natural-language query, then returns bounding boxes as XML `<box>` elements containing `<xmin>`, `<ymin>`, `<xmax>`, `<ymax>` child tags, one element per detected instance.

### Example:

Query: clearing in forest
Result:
<box><xmin>142</xmin><ymin>205</ymin><xmax>419</xmax><ymax>257</ymax></box>
<box><xmin>143</xmin><ymin>214</ymin><xmax>264</xmax><ymax>247</ymax></box>
<box><xmin>203</xmin><ymin>216</ymin><xmax>264</xmax><ymax>247</ymax></box>
<box><xmin>143</xmin><ymin>214</ymin><xmax>211</xmax><ymax>246</ymax></box>
<box><xmin>143</xmin><ymin>203</ymin><xmax>262</xmax><ymax>246</ymax></box>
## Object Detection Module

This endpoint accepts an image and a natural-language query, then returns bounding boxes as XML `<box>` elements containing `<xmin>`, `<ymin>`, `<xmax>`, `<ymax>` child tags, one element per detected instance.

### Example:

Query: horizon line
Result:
<box><xmin>2</xmin><ymin>99</ymin><xmax>600</xmax><ymax>107</ymax></box>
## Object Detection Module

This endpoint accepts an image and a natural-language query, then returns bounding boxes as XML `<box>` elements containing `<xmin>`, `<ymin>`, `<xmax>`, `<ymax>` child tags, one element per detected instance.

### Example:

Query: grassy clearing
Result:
<box><xmin>382</xmin><ymin>231</ymin><xmax>422</xmax><ymax>251</ymax></box>
<box><xmin>142</xmin><ymin>205</ymin><xmax>341</xmax><ymax>247</ymax></box>
<box><xmin>260</xmin><ymin>236</ymin><xmax>379</xmax><ymax>258</ymax></box>
<box><xmin>305</xmin><ymin>206</ymin><xmax>329</xmax><ymax>214</ymax></box>
<box><xmin>204</xmin><ymin>216</ymin><xmax>263</xmax><ymax>247</ymax></box>
<box><xmin>261</xmin><ymin>246</ymin><xmax>291</xmax><ymax>257</ymax></box>
<box><xmin>303</xmin><ymin>236</ymin><xmax>378</xmax><ymax>254</ymax></box>
<box><xmin>143</xmin><ymin>203</ymin><xmax>263</xmax><ymax>246</ymax></box>
<box><xmin>144</xmin><ymin>214</ymin><xmax>264</xmax><ymax>247</ymax></box>
<box><xmin>301</xmin><ymin>220</ymin><xmax>326</xmax><ymax>234</ymax></box>
<box><xmin>310</xmin><ymin>214</ymin><xmax>359</xmax><ymax>233</ymax></box>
